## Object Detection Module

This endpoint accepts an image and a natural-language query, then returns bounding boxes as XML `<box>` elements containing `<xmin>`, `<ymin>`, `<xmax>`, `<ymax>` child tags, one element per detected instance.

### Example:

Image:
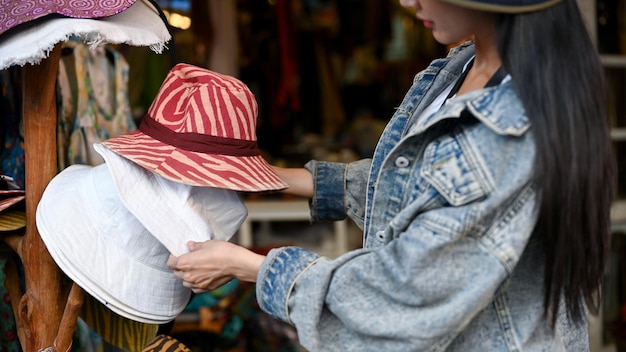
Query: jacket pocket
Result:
<box><xmin>420</xmin><ymin>135</ymin><xmax>491</xmax><ymax>206</ymax></box>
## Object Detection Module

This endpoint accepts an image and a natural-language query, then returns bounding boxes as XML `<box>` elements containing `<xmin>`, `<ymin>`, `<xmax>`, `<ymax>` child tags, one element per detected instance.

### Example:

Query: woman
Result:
<box><xmin>168</xmin><ymin>0</ymin><xmax>615</xmax><ymax>350</ymax></box>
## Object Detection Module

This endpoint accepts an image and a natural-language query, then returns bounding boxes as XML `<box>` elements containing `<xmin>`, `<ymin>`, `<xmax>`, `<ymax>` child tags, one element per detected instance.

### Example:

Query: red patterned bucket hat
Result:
<box><xmin>0</xmin><ymin>0</ymin><xmax>136</xmax><ymax>35</ymax></box>
<box><xmin>102</xmin><ymin>63</ymin><xmax>288</xmax><ymax>192</ymax></box>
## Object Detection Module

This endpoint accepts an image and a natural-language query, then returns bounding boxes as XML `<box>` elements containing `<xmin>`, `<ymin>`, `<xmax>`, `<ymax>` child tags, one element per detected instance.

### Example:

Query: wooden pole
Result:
<box><xmin>15</xmin><ymin>42</ymin><xmax>67</xmax><ymax>350</ymax></box>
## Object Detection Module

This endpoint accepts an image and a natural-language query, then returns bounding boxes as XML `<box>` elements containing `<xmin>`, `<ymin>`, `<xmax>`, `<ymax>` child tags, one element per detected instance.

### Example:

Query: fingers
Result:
<box><xmin>166</xmin><ymin>254</ymin><xmax>178</xmax><ymax>270</ymax></box>
<box><xmin>179</xmin><ymin>273</ymin><xmax>234</xmax><ymax>293</ymax></box>
<box><xmin>168</xmin><ymin>254</ymin><xmax>190</xmax><ymax>281</ymax></box>
<box><xmin>168</xmin><ymin>240</ymin><xmax>239</xmax><ymax>291</ymax></box>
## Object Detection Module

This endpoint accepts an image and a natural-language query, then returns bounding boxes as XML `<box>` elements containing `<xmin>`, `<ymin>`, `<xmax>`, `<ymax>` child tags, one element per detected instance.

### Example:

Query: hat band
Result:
<box><xmin>139</xmin><ymin>115</ymin><xmax>261</xmax><ymax>157</ymax></box>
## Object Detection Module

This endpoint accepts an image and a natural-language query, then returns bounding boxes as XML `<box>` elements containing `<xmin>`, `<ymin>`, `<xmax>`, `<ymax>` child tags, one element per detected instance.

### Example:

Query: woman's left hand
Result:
<box><xmin>167</xmin><ymin>240</ymin><xmax>265</xmax><ymax>293</ymax></box>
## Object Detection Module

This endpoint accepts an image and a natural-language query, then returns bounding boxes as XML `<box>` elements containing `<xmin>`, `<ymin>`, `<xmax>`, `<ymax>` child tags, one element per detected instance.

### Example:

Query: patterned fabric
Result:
<box><xmin>101</xmin><ymin>63</ymin><xmax>288</xmax><ymax>192</ymax></box>
<box><xmin>78</xmin><ymin>294</ymin><xmax>158</xmax><ymax>351</ymax></box>
<box><xmin>0</xmin><ymin>66</ymin><xmax>22</xmax><ymax>352</ymax></box>
<box><xmin>0</xmin><ymin>0</ymin><xmax>136</xmax><ymax>35</ymax></box>
<box><xmin>141</xmin><ymin>335</ymin><xmax>191</xmax><ymax>352</ymax></box>
<box><xmin>57</xmin><ymin>38</ymin><xmax>136</xmax><ymax>168</ymax></box>
<box><xmin>0</xmin><ymin>66</ymin><xmax>24</xmax><ymax>189</ymax></box>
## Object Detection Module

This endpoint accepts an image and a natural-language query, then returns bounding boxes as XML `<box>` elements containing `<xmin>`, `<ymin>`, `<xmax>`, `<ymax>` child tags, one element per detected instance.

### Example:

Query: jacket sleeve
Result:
<box><xmin>256</xmin><ymin>182</ymin><xmax>538</xmax><ymax>351</ymax></box>
<box><xmin>304</xmin><ymin>158</ymin><xmax>372</xmax><ymax>230</ymax></box>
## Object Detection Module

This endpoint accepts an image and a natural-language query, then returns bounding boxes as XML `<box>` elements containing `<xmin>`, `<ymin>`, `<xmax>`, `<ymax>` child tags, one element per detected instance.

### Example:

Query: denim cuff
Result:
<box><xmin>304</xmin><ymin>160</ymin><xmax>347</xmax><ymax>221</ymax></box>
<box><xmin>256</xmin><ymin>246</ymin><xmax>321</xmax><ymax>323</ymax></box>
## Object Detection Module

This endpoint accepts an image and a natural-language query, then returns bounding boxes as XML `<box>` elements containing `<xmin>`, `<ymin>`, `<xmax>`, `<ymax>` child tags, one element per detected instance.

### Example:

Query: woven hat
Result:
<box><xmin>94</xmin><ymin>143</ymin><xmax>248</xmax><ymax>256</ymax></box>
<box><xmin>36</xmin><ymin>163</ymin><xmax>191</xmax><ymax>324</ymax></box>
<box><xmin>102</xmin><ymin>63</ymin><xmax>288</xmax><ymax>192</ymax></box>
<box><xmin>0</xmin><ymin>0</ymin><xmax>136</xmax><ymax>35</ymax></box>
<box><xmin>440</xmin><ymin>0</ymin><xmax>562</xmax><ymax>13</ymax></box>
<box><xmin>0</xmin><ymin>190</ymin><xmax>25</xmax><ymax>232</ymax></box>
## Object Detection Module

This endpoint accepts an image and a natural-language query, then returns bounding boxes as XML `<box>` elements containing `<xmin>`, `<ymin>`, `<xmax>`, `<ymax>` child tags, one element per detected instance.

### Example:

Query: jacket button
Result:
<box><xmin>376</xmin><ymin>231</ymin><xmax>386</xmax><ymax>240</ymax></box>
<box><xmin>395</xmin><ymin>156</ymin><xmax>410</xmax><ymax>168</ymax></box>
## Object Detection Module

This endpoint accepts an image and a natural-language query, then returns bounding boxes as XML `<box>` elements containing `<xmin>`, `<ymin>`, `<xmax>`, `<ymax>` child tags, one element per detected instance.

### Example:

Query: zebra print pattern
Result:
<box><xmin>141</xmin><ymin>335</ymin><xmax>192</xmax><ymax>352</ymax></box>
<box><xmin>80</xmin><ymin>294</ymin><xmax>159</xmax><ymax>351</ymax></box>
<box><xmin>149</xmin><ymin>64</ymin><xmax>258</xmax><ymax>141</ymax></box>
<box><xmin>102</xmin><ymin>64</ymin><xmax>288</xmax><ymax>192</ymax></box>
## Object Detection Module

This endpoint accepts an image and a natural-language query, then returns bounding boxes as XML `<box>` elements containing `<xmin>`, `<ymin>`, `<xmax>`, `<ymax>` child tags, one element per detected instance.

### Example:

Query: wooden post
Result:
<box><xmin>14</xmin><ymin>43</ymin><xmax>67</xmax><ymax>350</ymax></box>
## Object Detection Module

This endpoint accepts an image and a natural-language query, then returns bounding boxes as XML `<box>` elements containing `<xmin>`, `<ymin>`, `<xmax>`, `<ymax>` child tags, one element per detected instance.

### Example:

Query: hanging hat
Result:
<box><xmin>0</xmin><ymin>190</ymin><xmax>25</xmax><ymax>232</ymax></box>
<box><xmin>0</xmin><ymin>190</ymin><xmax>24</xmax><ymax>212</ymax></box>
<box><xmin>0</xmin><ymin>0</ymin><xmax>170</xmax><ymax>70</ymax></box>
<box><xmin>0</xmin><ymin>211</ymin><xmax>25</xmax><ymax>232</ymax></box>
<box><xmin>101</xmin><ymin>63</ymin><xmax>288</xmax><ymax>192</ymax></box>
<box><xmin>0</xmin><ymin>0</ymin><xmax>137</xmax><ymax>36</ymax></box>
<box><xmin>440</xmin><ymin>0</ymin><xmax>562</xmax><ymax>13</ymax></box>
<box><xmin>93</xmin><ymin>143</ymin><xmax>248</xmax><ymax>256</ymax></box>
<box><xmin>36</xmin><ymin>163</ymin><xmax>191</xmax><ymax>324</ymax></box>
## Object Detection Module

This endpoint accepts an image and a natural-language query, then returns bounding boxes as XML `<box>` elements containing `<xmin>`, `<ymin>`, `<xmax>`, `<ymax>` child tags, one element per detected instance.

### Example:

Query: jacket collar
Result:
<box><xmin>410</xmin><ymin>42</ymin><xmax>530</xmax><ymax>137</ymax></box>
<box><xmin>413</xmin><ymin>81</ymin><xmax>529</xmax><ymax>136</ymax></box>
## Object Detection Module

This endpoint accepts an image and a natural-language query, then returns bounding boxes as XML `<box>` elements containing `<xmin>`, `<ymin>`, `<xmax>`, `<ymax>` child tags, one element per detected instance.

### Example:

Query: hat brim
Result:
<box><xmin>36</xmin><ymin>164</ymin><xmax>191</xmax><ymax>324</ymax></box>
<box><xmin>0</xmin><ymin>210</ymin><xmax>25</xmax><ymax>232</ymax></box>
<box><xmin>94</xmin><ymin>143</ymin><xmax>248</xmax><ymax>256</ymax></box>
<box><xmin>0</xmin><ymin>0</ymin><xmax>171</xmax><ymax>70</ymax></box>
<box><xmin>0</xmin><ymin>191</ymin><xmax>24</xmax><ymax>212</ymax></box>
<box><xmin>101</xmin><ymin>131</ymin><xmax>289</xmax><ymax>192</ymax></box>
<box><xmin>439</xmin><ymin>0</ymin><xmax>562</xmax><ymax>13</ymax></box>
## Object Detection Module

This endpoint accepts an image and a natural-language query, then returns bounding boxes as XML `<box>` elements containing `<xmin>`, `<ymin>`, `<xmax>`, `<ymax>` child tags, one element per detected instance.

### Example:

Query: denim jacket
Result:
<box><xmin>256</xmin><ymin>42</ymin><xmax>589</xmax><ymax>351</ymax></box>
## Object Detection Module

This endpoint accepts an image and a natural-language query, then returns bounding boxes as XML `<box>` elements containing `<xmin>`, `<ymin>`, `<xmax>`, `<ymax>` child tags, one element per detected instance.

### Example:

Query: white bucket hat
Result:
<box><xmin>93</xmin><ymin>143</ymin><xmax>248</xmax><ymax>256</ymax></box>
<box><xmin>36</xmin><ymin>163</ymin><xmax>188</xmax><ymax>324</ymax></box>
<box><xmin>36</xmin><ymin>157</ymin><xmax>247</xmax><ymax>323</ymax></box>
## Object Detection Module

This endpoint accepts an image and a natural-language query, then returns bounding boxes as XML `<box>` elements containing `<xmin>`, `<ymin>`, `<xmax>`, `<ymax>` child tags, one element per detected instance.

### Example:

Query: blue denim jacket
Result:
<box><xmin>256</xmin><ymin>42</ymin><xmax>589</xmax><ymax>351</ymax></box>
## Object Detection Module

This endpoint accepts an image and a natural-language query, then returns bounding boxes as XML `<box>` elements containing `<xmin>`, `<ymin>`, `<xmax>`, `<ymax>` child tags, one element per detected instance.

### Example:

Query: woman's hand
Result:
<box><xmin>167</xmin><ymin>240</ymin><xmax>265</xmax><ymax>293</ymax></box>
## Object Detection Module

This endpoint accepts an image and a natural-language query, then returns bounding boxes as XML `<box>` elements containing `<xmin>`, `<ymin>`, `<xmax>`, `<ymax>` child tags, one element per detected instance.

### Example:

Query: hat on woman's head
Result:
<box><xmin>0</xmin><ymin>0</ymin><xmax>136</xmax><ymax>35</ymax></box>
<box><xmin>102</xmin><ymin>63</ymin><xmax>288</xmax><ymax>192</ymax></box>
<box><xmin>440</xmin><ymin>0</ymin><xmax>562</xmax><ymax>13</ymax></box>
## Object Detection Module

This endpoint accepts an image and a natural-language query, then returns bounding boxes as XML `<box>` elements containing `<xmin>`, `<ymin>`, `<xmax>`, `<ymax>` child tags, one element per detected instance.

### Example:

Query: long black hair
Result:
<box><xmin>495</xmin><ymin>0</ymin><xmax>615</xmax><ymax>326</ymax></box>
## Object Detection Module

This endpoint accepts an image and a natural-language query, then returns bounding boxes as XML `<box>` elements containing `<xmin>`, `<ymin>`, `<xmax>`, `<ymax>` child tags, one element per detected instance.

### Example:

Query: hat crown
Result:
<box><xmin>147</xmin><ymin>63</ymin><xmax>259</xmax><ymax>142</ymax></box>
